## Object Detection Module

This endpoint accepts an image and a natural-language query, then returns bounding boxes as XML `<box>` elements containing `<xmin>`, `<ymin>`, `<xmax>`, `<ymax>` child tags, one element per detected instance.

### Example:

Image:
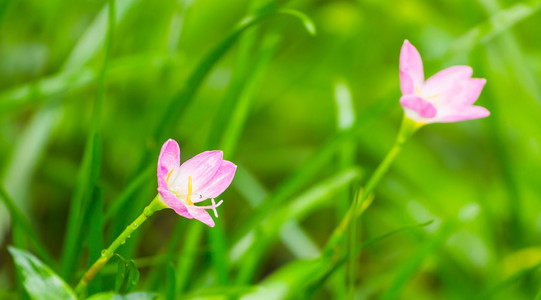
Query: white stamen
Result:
<box><xmin>211</xmin><ymin>199</ymin><xmax>223</xmax><ymax>218</ymax></box>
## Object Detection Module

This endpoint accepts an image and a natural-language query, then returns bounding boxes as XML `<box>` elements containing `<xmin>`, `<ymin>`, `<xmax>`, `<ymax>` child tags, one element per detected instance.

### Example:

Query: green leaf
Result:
<box><xmin>115</xmin><ymin>254</ymin><xmax>140</xmax><ymax>294</ymax></box>
<box><xmin>84</xmin><ymin>186</ymin><xmax>105</xmax><ymax>294</ymax></box>
<box><xmin>165</xmin><ymin>264</ymin><xmax>176</xmax><ymax>300</ymax></box>
<box><xmin>278</xmin><ymin>9</ymin><xmax>317</xmax><ymax>36</ymax></box>
<box><xmin>235</xmin><ymin>168</ymin><xmax>362</xmax><ymax>284</ymax></box>
<box><xmin>87</xmin><ymin>292</ymin><xmax>157</xmax><ymax>300</ymax></box>
<box><xmin>240</xmin><ymin>221</ymin><xmax>434</xmax><ymax>299</ymax></box>
<box><xmin>0</xmin><ymin>185</ymin><xmax>53</xmax><ymax>266</ymax></box>
<box><xmin>8</xmin><ymin>247</ymin><xmax>76</xmax><ymax>300</ymax></box>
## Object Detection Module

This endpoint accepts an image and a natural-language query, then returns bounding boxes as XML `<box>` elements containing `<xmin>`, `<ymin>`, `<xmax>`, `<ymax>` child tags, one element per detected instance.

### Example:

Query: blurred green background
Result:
<box><xmin>1</xmin><ymin>0</ymin><xmax>541</xmax><ymax>299</ymax></box>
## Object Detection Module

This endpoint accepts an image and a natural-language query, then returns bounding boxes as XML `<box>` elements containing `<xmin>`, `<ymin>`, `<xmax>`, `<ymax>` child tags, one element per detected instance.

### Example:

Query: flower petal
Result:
<box><xmin>422</xmin><ymin>65</ymin><xmax>473</xmax><ymax>99</ymax></box>
<box><xmin>157</xmin><ymin>139</ymin><xmax>180</xmax><ymax>190</ymax></box>
<box><xmin>197</xmin><ymin>160</ymin><xmax>237</xmax><ymax>200</ymax></box>
<box><xmin>158</xmin><ymin>188</ymin><xmax>192</xmax><ymax>219</ymax></box>
<box><xmin>399</xmin><ymin>40</ymin><xmax>424</xmax><ymax>95</ymax></box>
<box><xmin>187</xmin><ymin>207</ymin><xmax>215</xmax><ymax>227</ymax></box>
<box><xmin>456</xmin><ymin>78</ymin><xmax>486</xmax><ymax>106</ymax></box>
<box><xmin>400</xmin><ymin>95</ymin><xmax>437</xmax><ymax>120</ymax></box>
<box><xmin>171</xmin><ymin>150</ymin><xmax>223</xmax><ymax>195</ymax></box>
<box><xmin>436</xmin><ymin>106</ymin><xmax>490</xmax><ymax>123</ymax></box>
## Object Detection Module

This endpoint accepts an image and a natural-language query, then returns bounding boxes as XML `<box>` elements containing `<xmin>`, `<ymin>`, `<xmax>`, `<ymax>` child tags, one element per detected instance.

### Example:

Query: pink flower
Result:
<box><xmin>157</xmin><ymin>139</ymin><xmax>237</xmax><ymax>227</ymax></box>
<box><xmin>399</xmin><ymin>40</ymin><xmax>490</xmax><ymax>124</ymax></box>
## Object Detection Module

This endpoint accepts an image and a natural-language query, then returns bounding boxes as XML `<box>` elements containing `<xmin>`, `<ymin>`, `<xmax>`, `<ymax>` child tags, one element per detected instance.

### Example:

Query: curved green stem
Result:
<box><xmin>325</xmin><ymin>116</ymin><xmax>422</xmax><ymax>254</ymax></box>
<box><xmin>74</xmin><ymin>194</ymin><xmax>166</xmax><ymax>296</ymax></box>
<box><xmin>346</xmin><ymin>116</ymin><xmax>421</xmax><ymax>298</ymax></box>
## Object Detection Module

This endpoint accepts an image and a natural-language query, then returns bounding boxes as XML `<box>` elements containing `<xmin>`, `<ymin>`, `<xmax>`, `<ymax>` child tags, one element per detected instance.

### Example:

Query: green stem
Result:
<box><xmin>325</xmin><ymin>116</ymin><xmax>422</xmax><ymax>254</ymax></box>
<box><xmin>344</xmin><ymin>116</ymin><xmax>421</xmax><ymax>297</ymax></box>
<box><xmin>74</xmin><ymin>194</ymin><xmax>166</xmax><ymax>296</ymax></box>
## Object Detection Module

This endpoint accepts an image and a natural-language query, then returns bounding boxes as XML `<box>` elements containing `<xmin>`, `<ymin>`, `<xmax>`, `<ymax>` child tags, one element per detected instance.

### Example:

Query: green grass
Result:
<box><xmin>1</xmin><ymin>0</ymin><xmax>541</xmax><ymax>299</ymax></box>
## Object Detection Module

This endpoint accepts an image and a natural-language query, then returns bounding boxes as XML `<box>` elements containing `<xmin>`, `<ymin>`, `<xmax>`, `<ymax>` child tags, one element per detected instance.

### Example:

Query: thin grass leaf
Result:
<box><xmin>116</xmin><ymin>0</ymin><xmax>292</xmax><ymax>262</ymax></box>
<box><xmin>104</xmin><ymin>165</ymin><xmax>154</xmax><ymax>223</ymax></box>
<box><xmin>149</xmin><ymin>3</ymin><xmax>291</xmax><ymax>147</ymax></box>
<box><xmin>240</xmin><ymin>221</ymin><xmax>433</xmax><ymax>300</ymax></box>
<box><xmin>62</xmin><ymin>0</ymin><xmax>141</xmax><ymax>70</ymax></box>
<box><xmin>0</xmin><ymin>185</ymin><xmax>53</xmax><ymax>266</ymax></box>
<box><xmin>61</xmin><ymin>0</ymin><xmax>115</xmax><ymax>279</ymax></box>
<box><xmin>176</xmin><ymin>222</ymin><xmax>204</xmax><ymax>292</ymax></box>
<box><xmin>235</xmin><ymin>167</ymin><xmax>362</xmax><ymax>284</ymax></box>
<box><xmin>208</xmin><ymin>29</ymin><xmax>282</xmax><ymax>287</ymax></box>
<box><xmin>481</xmin><ymin>45</ymin><xmax>523</xmax><ymax>246</ymax></box>
<box><xmin>477</xmin><ymin>261</ymin><xmax>541</xmax><ymax>300</ymax></box>
<box><xmin>219</xmin><ymin>34</ymin><xmax>280</xmax><ymax>156</ymax></box>
<box><xmin>3</xmin><ymin>0</ymin><xmax>136</xmax><ymax>250</ymax></box>
<box><xmin>278</xmin><ymin>9</ymin><xmax>317</xmax><ymax>36</ymax></box>
<box><xmin>0</xmin><ymin>102</ymin><xmax>62</xmax><ymax>244</ymax></box>
<box><xmin>479</xmin><ymin>0</ymin><xmax>541</xmax><ymax>105</ymax></box>
<box><xmin>304</xmin><ymin>221</ymin><xmax>436</xmax><ymax>298</ymax></box>
<box><xmin>448</xmin><ymin>1</ymin><xmax>541</xmax><ymax>59</ymax></box>
<box><xmin>232</xmin><ymin>166</ymin><xmax>320</xmax><ymax>260</ymax></box>
<box><xmin>231</xmin><ymin>98</ymin><xmax>393</xmax><ymax>247</ymax></box>
<box><xmin>60</xmin><ymin>132</ymin><xmax>103</xmax><ymax>279</ymax></box>
<box><xmin>144</xmin><ymin>221</ymin><xmax>184</xmax><ymax>290</ymax></box>
<box><xmin>333</xmin><ymin>79</ymin><xmax>356</xmax><ymax>299</ymax></box>
<box><xmin>165</xmin><ymin>264</ymin><xmax>176</xmax><ymax>300</ymax></box>
<box><xmin>180</xmin><ymin>286</ymin><xmax>257</xmax><ymax>299</ymax></box>
<box><xmin>0</xmin><ymin>54</ymin><xmax>177</xmax><ymax>115</ymax></box>
<box><xmin>87</xmin><ymin>292</ymin><xmax>157</xmax><ymax>300</ymax></box>
<box><xmin>380</xmin><ymin>222</ymin><xmax>455</xmax><ymax>300</ymax></box>
<box><xmin>85</xmin><ymin>186</ymin><xmax>104</xmax><ymax>294</ymax></box>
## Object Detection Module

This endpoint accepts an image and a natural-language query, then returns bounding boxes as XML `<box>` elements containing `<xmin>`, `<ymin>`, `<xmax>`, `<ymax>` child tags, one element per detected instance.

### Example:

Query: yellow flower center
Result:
<box><xmin>166</xmin><ymin>169</ymin><xmax>194</xmax><ymax>206</ymax></box>
<box><xmin>415</xmin><ymin>86</ymin><xmax>439</xmax><ymax>103</ymax></box>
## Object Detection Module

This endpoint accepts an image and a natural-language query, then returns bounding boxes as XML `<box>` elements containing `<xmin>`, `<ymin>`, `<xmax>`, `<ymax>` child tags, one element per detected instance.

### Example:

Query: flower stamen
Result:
<box><xmin>197</xmin><ymin>199</ymin><xmax>224</xmax><ymax>218</ymax></box>
<box><xmin>166</xmin><ymin>169</ymin><xmax>174</xmax><ymax>183</ymax></box>
<box><xmin>186</xmin><ymin>176</ymin><xmax>194</xmax><ymax>205</ymax></box>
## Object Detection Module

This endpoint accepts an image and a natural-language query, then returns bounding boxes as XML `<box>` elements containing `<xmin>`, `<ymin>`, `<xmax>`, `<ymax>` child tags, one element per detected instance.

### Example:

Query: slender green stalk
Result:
<box><xmin>326</xmin><ymin>116</ymin><xmax>421</xmax><ymax>254</ymax></box>
<box><xmin>74</xmin><ymin>194</ymin><xmax>166</xmax><ymax>296</ymax></box>
<box><xmin>343</xmin><ymin>116</ymin><xmax>422</xmax><ymax>297</ymax></box>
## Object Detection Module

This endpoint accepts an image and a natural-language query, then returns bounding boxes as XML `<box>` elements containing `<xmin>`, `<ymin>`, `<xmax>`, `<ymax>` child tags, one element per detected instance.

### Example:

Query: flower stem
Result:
<box><xmin>74</xmin><ymin>194</ymin><xmax>166</xmax><ymax>296</ymax></box>
<box><xmin>325</xmin><ymin>116</ymin><xmax>422</xmax><ymax>254</ymax></box>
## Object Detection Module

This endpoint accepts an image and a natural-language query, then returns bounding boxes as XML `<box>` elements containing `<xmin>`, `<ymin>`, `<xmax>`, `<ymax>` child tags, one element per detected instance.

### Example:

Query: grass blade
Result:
<box><xmin>235</xmin><ymin>167</ymin><xmax>362</xmax><ymax>284</ymax></box>
<box><xmin>380</xmin><ymin>222</ymin><xmax>455</xmax><ymax>300</ymax></box>
<box><xmin>61</xmin><ymin>0</ymin><xmax>115</xmax><ymax>279</ymax></box>
<box><xmin>0</xmin><ymin>102</ymin><xmax>62</xmax><ymax>244</ymax></box>
<box><xmin>0</xmin><ymin>185</ymin><xmax>53</xmax><ymax>266</ymax></box>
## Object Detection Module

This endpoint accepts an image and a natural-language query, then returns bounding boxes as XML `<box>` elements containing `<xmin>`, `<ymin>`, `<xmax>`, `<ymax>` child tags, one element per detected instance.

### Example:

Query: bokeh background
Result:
<box><xmin>1</xmin><ymin>0</ymin><xmax>541</xmax><ymax>299</ymax></box>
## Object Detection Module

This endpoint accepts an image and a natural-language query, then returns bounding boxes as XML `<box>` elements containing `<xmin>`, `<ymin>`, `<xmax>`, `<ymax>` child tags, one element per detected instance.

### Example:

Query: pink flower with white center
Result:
<box><xmin>399</xmin><ymin>40</ymin><xmax>490</xmax><ymax>124</ymax></box>
<box><xmin>157</xmin><ymin>139</ymin><xmax>237</xmax><ymax>227</ymax></box>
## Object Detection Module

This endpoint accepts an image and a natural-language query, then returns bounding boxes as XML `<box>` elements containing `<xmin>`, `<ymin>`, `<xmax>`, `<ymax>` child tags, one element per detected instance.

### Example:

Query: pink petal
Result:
<box><xmin>436</xmin><ymin>106</ymin><xmax>490</xmax><ymax>123</ymax></box>
<box><xmin>187</xmin><ymin>207</ymin><xmax>215</xmax><ymax>227</ymax></box>
<box><xmin>196</xmin><ymin>160</ymin><xmax>237</xmax><ymax>200</ymax></box>
<box><xmin>422</xmin><ymin>66</ymin><xmax>473</xmax><ymax>98</ymax></box>
<box><xmin>400</xmin><ymin>95</ymin><xmax>437</xmax><ymax>118</ymax></box>
<box><xmin>456</xmin><ymin>78</ymin><xmax>486</xmax><ymax>106</ymax></box>
<box><xmin>157</xmin><ymin>139</ymin><xmax>181</xmax><ymax>190</ymax></box>
<box><xmin>158</xmin><ymin>187</ymin><xmax>192</xmax><ymax>219</ymax></box>
<box><xmin>399</xmin><ymin>40</ymin><xmax>424</xmax><ymax>95</ymax></box>
<box><xmin>172</xmin><ymin>151</ymin><xmax>223</xmax><ymax>194</ymax></box>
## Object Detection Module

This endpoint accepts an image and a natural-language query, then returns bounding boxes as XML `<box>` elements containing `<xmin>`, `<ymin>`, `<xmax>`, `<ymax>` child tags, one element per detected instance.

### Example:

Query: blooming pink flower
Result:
<box><xmin>399</xmin><ymin>40</ymin><xmax>490</xmax><ymax>124</ymax></box>
<box><xmin>157</xmin><ymin>139</ymin><xmax>237</xmax><ymax>227</ymax></box>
